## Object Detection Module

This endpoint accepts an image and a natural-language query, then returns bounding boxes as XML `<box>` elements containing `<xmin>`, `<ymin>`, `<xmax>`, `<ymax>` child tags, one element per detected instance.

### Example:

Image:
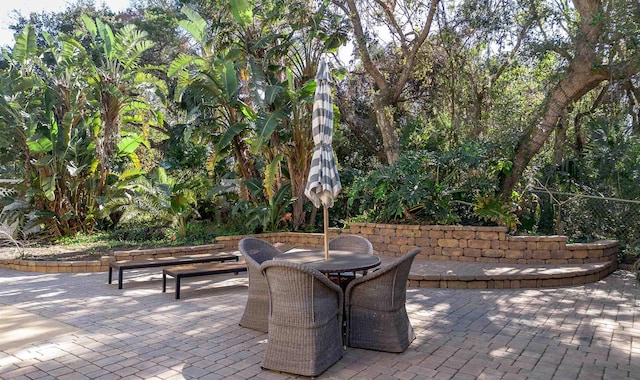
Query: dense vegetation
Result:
<box><xmin>0</xmin><ymin>0</ymin><xmax>639</xmax><ymax>260</ymax></box>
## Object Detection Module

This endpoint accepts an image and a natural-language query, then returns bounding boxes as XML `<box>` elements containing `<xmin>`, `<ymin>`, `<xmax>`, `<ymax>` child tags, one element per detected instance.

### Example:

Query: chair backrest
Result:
<box><xmin>345</xmin><ymin>248</ymin><xmax>420</xmax><ymax>310</ymax></box>
<box><xmin>260</xmin><ymin>260</ymin><xmax>343</xmax><ymax>325</ymax></box>
<box><xmin>328</xmin><ymin>234</ymin><xmax>373</xmax><ymax>255</ymax></box>
<box><xmin>238</xmin><ymin>237</ymin><xmax>283</xmax><ymax>269</ymax></box>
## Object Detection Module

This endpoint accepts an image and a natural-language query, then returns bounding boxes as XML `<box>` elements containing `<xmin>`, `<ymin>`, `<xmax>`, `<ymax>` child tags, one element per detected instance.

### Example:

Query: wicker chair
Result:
<box><xmin>344</xmin><ymin>248</ymin><xmax>420</xmax><ymax>353</ymax></box>
<box><xmin>238</xmin><ymin>238</ymin><xmax>283</xmax><ymax>332</ymax></box>
<box><xmin>260</xmin><ymin>260</ymin><xmax>344</xmax><ymax>377</ymax></box>
<box><xmin>328</xmin><ymin>235</ymin><xmax>374</xmax><ymax>282</ymax></box>
<box><xmin>328</xmin><ymin>234</ymin><xmax>374</xmax><ymax>255</ymax></box>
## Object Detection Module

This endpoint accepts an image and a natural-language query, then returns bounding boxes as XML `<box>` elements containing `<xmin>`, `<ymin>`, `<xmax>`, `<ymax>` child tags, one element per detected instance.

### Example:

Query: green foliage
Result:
<box><xmin>0</xmin><ymin>17</ymin><xmax>166</xmax><ymax>238</ymax></box>
<box><xmin>470</xmin><ymin>194</ymin><xmax>519</xmax><ymax>230</ymax></box>
<box><xmin>348</xmin><ymin>151</ymin><xmax>458</xmax><ymax>224</ymax></box>
<box><xmin>53</xmin><ymin>223</ymin><xmax>218</xmax><ymax>249</ymax></box>
<box><xmin>229</xmin><ymin>0</ymin><xmax>253</xmax><ymax>27</ymax></box>
<box><xmin>3</xmin><ymin>0</ymin><xmax>639</xmax><ymax>247</ymax></box>
<box><xmin>347</xmin><ymin>144</ymin><xmax>516</xmax><ymax>227</ymax></box>
<box><xmin>231</xmin><ymin>178</ymin><xmax>295</xmax><ymax>233</ymax></box>
<box><xmin>101</xmin><ymin>167</ymin><xmax>201</xmax><ymax>238</ymax></box>
<box><xmin>530</xmin><ymin>112</ymin><xmax>640</xmax><ymax>246</ymax></box>
<box><xmin>160</xmin><ymin>123</ymin><xmax>209</xmax><ymax>172</ymax></box>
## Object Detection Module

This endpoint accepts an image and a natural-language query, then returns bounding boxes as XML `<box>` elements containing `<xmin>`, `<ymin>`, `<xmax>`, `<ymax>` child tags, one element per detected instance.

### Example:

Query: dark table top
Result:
<box><xmin>275</xmin><ymin>249</ymin><xmax>381</xmax><ymax>273</ymax></box>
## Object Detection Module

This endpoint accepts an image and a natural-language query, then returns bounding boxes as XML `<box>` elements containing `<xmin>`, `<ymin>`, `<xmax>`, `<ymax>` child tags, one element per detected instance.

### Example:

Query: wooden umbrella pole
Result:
<box><xmin>323</xmin><ymin>206</ymin><xmax>329</xmax><ymax>260</ymax></box>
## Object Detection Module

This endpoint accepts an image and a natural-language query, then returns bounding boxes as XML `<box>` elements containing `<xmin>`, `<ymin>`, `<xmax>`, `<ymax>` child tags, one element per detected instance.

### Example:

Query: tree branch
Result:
<box><xmin>391</xmin><ymin>0</ymin><xmax>439</xmax><ymax>101</ymax></box>
<box><xmin>335</xmin><ymin>0</ymin><xmax>389</xmax><ymax>93</ymax></box>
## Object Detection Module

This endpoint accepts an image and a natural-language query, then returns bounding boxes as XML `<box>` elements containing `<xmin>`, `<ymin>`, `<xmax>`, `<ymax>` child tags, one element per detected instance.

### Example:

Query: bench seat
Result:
<box><xmin>163</xmin><ymin>261</ymin><xmax>248</xmax><ymax>299</ymax></box>
<box><xmin>108</xmin><ymin>252</ymin><xmax>239</xmax><ymax>289</ymax></box>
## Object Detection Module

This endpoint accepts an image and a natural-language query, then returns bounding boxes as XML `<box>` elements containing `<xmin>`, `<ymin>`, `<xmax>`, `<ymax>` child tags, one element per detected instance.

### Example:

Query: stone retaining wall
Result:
<box><xmin>216</xmin><ymin>223</ymin><xmax>618</xmax><ymax>266</ymax></box>
<box><xmin>0</xmin><ymin>257</ymin><xmax>112</xmax><ymax>273</ymax></box>
<box><xmin>347</xmin><ymin>223</ymin><xmax>618</xmax><ymax>265</ymax></box>
<box><xmin>0</xmin><ymin>243</ymin><xmax>225</xmax><ymax>273</ymax></box>
<box><xmin>215</xmin><ymin>232</ymin><xmax>338</xmax><ymax>251</ymax></box>
<box><xmin>0</xmin><ymin>224</ymin><xmax>618</xmax><ymax>273</ymax></box>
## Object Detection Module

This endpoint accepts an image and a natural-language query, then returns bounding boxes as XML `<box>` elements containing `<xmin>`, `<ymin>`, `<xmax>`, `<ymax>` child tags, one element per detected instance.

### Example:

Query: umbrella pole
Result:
<box><xmin>323</xmin><ymin>206</ymin><xmax>329</xmax><ymax>260</ymax></box>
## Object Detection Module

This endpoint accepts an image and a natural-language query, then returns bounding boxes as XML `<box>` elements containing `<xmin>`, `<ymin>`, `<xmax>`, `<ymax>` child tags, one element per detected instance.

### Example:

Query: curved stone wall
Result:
<box><xmin>216</xmin><ymin>224</ymin><xmax>618</xmax><ymax>266</ymax></box>
<box><xmin>345</xmin><ymin>223</ymin><xmax>618</xmax><ymax>265</ymax></box>
<box><xmin>0</xmin><ymin>224</ymin><xmax>617</xmax><ymax>273</ymax></box>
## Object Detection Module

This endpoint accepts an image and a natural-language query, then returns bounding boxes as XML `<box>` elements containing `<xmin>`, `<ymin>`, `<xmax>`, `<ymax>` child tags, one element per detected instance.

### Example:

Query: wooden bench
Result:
<box><xmin>108</xmin><ymin>252</ymin><xmax>239</xmax><ymax>289</ymax></box>
<box><xmin>162</xmin><ymin>261</ymin><xmax>248</xmax><ymax>299</ymax></box>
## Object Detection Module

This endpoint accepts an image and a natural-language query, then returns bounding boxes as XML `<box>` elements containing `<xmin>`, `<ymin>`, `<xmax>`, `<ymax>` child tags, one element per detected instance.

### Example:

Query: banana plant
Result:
<box><xmin>0</xmin><ymin>22</ymin><xmax>160</xmax><ymax>237</ymax></box>
<box><xmin>230</xmin><ymin>153</ymin><xmax>296</xmax><ymax>232</ymax></box>
<box><xmin>169</xmin><ymin>6</ymin><xmax>259</xmax><ymax>195</ymax></box>
<box><xmin>0</xmin><ymin>26</ymin><xmax>96</xmax><ymax>236</ymax></box>
<box><xmin>80</xmin><ymin>15</ymin><xmax>167</xmax><ymax>190</ymax></box>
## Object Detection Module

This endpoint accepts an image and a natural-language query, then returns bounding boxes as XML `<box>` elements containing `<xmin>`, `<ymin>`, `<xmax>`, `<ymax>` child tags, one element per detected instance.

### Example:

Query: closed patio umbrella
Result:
<box><xmin>304</xmin><ymin>57</ymin><xmax>341</xmax><ymax>260</ymax></box>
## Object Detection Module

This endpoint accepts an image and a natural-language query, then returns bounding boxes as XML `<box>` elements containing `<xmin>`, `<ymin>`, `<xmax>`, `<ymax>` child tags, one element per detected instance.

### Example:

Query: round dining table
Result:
<box><xmin>274</xmin><ymin>249</ymin><xmax>381</xmax><ymax>274</ymax></box>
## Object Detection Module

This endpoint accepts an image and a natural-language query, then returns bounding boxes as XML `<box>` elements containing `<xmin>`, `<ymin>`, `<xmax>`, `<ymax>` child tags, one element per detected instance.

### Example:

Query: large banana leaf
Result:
<box><xmin>179</xmin><ymin>6</ymin><xmax>208</xmax><ymax>45</ymax></box>
<box><xmin>221</xmin><ymin>61</ymin><xmax>239</xmax><ymax>101</ymax></box>
<box><xmin>12</xmin><ymin>25</ymin><xmax>37</xmax><ymax>65</ymax></box>
<box><xmin>230</xmin><ymin>0</ymin><xmax>253</xmax><ymax>27</ymax></box>
<box><xmin>215</xmin><ymin>122</ymin><xmax>247</xmax><ymax>153</ymax></box>
<box><xmin>264</xmin><ymin>153</ymin><xmax>283</xmax><ymax>200</ymax></box>
<box><xmin>27</xmin><ymin>137</ymin><xmax>53</xmax><ymax>154</ymax></box>
<box><xmin>117</xmin><ymin>135</ymin><xmax>145</xmax><ymax>156</ymax></box>
<box><xmin>96</xmin><ymin>19</ymin><xmax>115</xmax><ymax>58</ymax></box>
<box><xmin>253</xmin><ymin>110</ymin><xmax>285</xmax><ymax>153</ymax></box>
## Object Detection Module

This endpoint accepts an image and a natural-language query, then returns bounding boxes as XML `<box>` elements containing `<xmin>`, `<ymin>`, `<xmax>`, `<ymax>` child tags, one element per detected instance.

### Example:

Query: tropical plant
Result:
<box><xmin>347</xmin><ymin>143</ymin><xmax>515</xmax><ymax>226</ymax></box>
<box><xmin>232</xmin><ymin>182</ymin><xmax>295</xmax><ymax>234</ymax></box>
<box><xmin>80</xmin><ymin>15</ymin><xmax>167</xmax><ymax>187</ymax></box>
<box><xmin>468</xmin><ymin>194</ymin><xmax>519</xmax><ymax>230</ymax></box>
<box><xmin>0</xmin><ymin>18</ymin><xmax>164</xmax><ymax>237</ymax></box>
<box><xmin>0</xmin><ymin>26</ymin><xmax>101</xmax><ymax>236</ymax></box>
<box><xmin>168</xmin><ymin>2</ymin><xmax>348</xmax><ymax>231</ymax></box>
<box><xmin>228</xmin><ymin>153</ymin><xmax>296</xmax><ymax>233</ymax></box>
<box><xmin>348</xmin><ymin>151</ymin><xmax>458</xmax><ymax>224</ymax></box>
<box><xmin>102</xmin><ymin>167</ymin><xmax>199</xmax><ymax>238</ymax></box>
<box><xmin>168</xmin><ymin>6</ymin><xmax>259</xmax><ymax>193</ymax></box>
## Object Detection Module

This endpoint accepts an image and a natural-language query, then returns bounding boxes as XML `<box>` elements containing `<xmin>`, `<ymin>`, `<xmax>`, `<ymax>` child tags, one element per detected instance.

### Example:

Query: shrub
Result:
<box><xmin>347</xmin><ymin>144</ymin><xmax>515</xmax><ymax>227</ymax></box>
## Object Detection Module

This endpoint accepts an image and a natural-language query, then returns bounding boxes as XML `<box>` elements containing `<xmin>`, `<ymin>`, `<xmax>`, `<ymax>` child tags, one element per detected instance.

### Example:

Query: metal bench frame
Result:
<box><xmin>162</xmin><ymin>262</ymin><xmax>248</xmax><ymax>299</ymax></box>
<box><xmin>108</xmin><ymin>253</ymin><xmax>239</xmax><ymax>289</ymax></box>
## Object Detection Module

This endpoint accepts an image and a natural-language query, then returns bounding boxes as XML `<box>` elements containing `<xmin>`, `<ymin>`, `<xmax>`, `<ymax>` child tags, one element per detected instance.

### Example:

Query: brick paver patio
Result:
<box><xmin>0</xmin><ymin>267</ymin><xmax>638</xmax><ymax>379</ymax></box>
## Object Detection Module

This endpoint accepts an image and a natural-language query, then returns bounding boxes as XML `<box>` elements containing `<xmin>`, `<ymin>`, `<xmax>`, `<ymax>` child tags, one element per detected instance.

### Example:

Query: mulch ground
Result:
<box><xmin>0</xmin><ymin>242</ymin><xmax>148</xmax><ymax>261</ymax></box>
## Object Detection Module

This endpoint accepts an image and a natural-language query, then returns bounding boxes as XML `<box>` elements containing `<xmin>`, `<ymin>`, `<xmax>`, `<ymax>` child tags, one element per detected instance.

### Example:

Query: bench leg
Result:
<box><xmin>108</xmin><ymin>267</ymin><xmax>112</xmax><ymax>284</ymax></box>
<box><xmin>162</xmin><ymin>272</ymin><xmax>167</xmax><ymax>293</ymax></box>
<box><xmin>118</xmin><ymin>269</ymin><xmax>124</xmax><ymax>289</ymax></box>
<box><xmin>175</xmin><ymin>276</ymin><xmax>181</xmax><ymax>299</ymax></box>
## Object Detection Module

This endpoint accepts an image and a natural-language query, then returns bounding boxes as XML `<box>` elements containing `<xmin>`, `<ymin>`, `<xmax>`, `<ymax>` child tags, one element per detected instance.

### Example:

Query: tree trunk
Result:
<box><xmin>232</xmin><ymin>135</ymin><xmax>258</xmax><ymax>200</ymax></box>
<box><xmin>336</xmin><ymin>0</ymin><xmax>438</xmax><ymax>165</ymax></box>
<box><xmin>374</xmin><ymin>96</ymin><xmax>400</xmax><ymax>164</ymax></box>
<box><xmin>501</xmin><ymin>70</ymin><xmax>607</xmax><ymax>197</ymax></box>
<box><xmin>501</xmin><ymin>0</ymin><xmax>612</xmax><ymax>198</ymax></box>
<box><xmin>286</xmin><ymin>122</ymin><xmax>312</xmax><ymax>230</ymax></box>
<box><xmin>552</xmin><ymin>111</ymin><xmax>567</xmax><ymax>167</ymax></box>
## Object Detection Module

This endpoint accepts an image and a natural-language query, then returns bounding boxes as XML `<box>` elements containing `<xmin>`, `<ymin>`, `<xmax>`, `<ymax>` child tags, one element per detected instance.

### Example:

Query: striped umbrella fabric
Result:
<box><xmin>305</xmin><ymin>58</ymin><xmax>341</xmax><ymax>259</ymax></box>
<box><xmin>305</xmin><ymin>58</ymin><xmax>341</xmax><ymax>209</ymax></box>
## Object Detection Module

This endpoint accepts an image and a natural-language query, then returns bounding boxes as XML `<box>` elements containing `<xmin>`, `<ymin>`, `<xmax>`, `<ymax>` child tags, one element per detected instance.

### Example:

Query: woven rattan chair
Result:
<box><xmin>328</xmin><ymin>234</ymin><xmax>374</xmax><ymax>283</ymax></box>
<box><xmin>260</xmin><ymin>260</ymin><xmax>344</xmax><ymax>377</ymax></box>
<box><xmin>344</xmin><ymin>248</ymin><xmax>420</xmax><ymax>352</ymax></box>
<box><xmin>328</xmin><ymin>234</ymin><xmax>374</xmax><ymax>255</ymax></box>
<box><xmin>238</xmin><ymin>237</ymin><xmax>283</xmax><ymax>332</ymax></box>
